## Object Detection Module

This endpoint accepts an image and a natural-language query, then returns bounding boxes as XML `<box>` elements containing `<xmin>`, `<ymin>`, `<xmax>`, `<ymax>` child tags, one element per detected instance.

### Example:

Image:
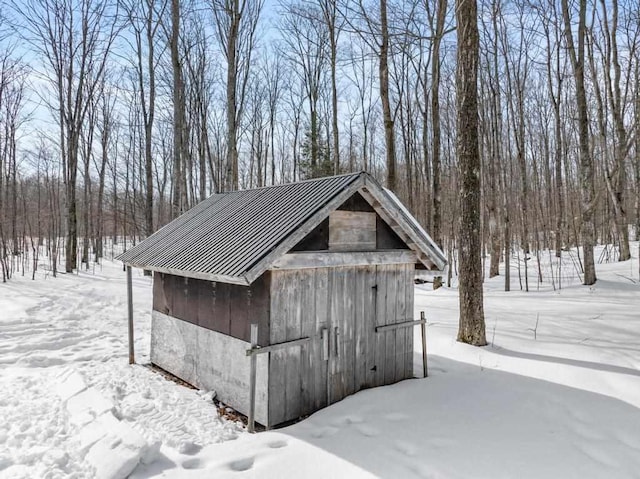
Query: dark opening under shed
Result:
<box><xmin>118</xmin><ymin>172</ymin><xmax>446</xmax><ymax>428</ymax></box>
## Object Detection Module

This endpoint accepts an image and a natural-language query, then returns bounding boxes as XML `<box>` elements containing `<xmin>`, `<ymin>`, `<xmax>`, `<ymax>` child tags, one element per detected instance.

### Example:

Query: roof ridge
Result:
<box><xmin>216</xmin><ymin>171</ymin><xmax>366</xmax><ymax>195</ymax></box>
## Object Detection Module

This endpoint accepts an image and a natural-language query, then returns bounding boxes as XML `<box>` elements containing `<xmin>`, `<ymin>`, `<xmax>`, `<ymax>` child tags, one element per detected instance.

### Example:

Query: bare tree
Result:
<box><xmin>122</xmin><ymin>0</ymin><xmax>167</xmax><ymax>235</ymax></box>
<box><xmin>342</xmin><ymin>0</ymin><xmax>398</xmax><ymax>190</ymax></box>
<box><xmin>0</xmin><ymin>48</ymin><xmax>27</xmax><ymax>280</ymax></box>
<box><xmin>431</xmin><ymin>0</ymin><xmax>448</xmax><ymax>247</ymax></box>
<box><xmin>170</xmin><ymin>0</ymin><xmax>187</xmax><ymax>215</ymax></box>
<box><xmin>596</xmin><ymin>0</ymin><xmax>635</xmax><ymax>261</ymax></box>
<box><xmin>539</xmin><ymin>0</ymin><xmax>566</xmax><ymax>259</ymax></box>
<box><xmin>16</xmin><ymin>0</ymin><xmax>119</xmax><ymax>272</ymax></box>
<box><xmin>212</xmin><ymin>0</ymin><xmax>263</xmax><ymax>191</ymax></box>
<box><xmin>561</xmin><ymin>0</ymin><xmax>596</xmax><ymax>285</ymax></box>
<box><xmin>635</xmin><ymin>62</ymin><xmax>640</xmax><ymax>241</ymax></box>
<box><xmin>280</xmin><ymin>2</ymin><xmax>329</xmax><ymax>178</ymax></box>
<box><xmin>478</xmin><ymin>0</ymin><xmax>501</xmax><ymax>279</ymax></box>
<box><xmin>94</xmin><ymin>81</ymin><xmax>117</xmax><ymax>263</ymax></box>
<box><xmin>262</xmin><ymin>52</ymin><xmax>283</xmax><ymax>185</ymax></box>
<box><xmin>318</xmin><ymin>0</ymin><xmax>343</xmax><ymax>174</ymax></box>
<box><xmin>379</xmin><ymin>0</ymin><xmax>396</xmax><ymax>190</ymax></box>
<box><xmin>456</xmin><ymin>0</ymin><xmax>486</xmax><ymax>346</ymax></box>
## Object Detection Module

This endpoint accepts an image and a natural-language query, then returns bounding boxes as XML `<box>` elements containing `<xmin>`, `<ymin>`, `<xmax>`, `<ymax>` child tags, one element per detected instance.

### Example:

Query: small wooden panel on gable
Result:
<box><xmin>288</xmin><ymin>190</ymin><xmax>411</xmax><ymax>254</ymax></box>
<box><xmin>329</xmin><ymin>210</ymin><xmax>376</xmax><ymax>251</ymax></box>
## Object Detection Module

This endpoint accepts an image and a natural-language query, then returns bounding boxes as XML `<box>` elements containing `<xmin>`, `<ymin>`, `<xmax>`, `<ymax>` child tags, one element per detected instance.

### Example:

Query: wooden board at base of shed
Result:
<box><xmin>150</xmin><ymin>310</ymin><xmax>270</xmax><ymax>425</ymax></box>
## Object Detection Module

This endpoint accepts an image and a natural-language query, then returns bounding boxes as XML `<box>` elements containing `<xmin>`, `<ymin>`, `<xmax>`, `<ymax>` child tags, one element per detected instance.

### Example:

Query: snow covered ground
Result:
<box><xmin>1</xmin><ymin>243</ymin><xmax>639</xmax><ymax>478</ymax></box>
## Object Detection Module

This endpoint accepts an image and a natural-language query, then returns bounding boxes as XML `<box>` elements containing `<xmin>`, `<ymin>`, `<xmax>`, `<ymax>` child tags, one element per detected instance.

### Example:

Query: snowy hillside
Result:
<box><xmin>1</xmin><ymin>244</ymin><xmax>639</xmax><ymax>478</ymax></box>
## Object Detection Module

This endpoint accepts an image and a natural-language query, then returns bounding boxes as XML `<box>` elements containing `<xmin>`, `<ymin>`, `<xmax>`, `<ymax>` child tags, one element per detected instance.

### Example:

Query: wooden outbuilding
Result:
<box><xmin>118</xmin><ymin>172</ymin><xmax>446</xmax><ymax>428</ymax></box>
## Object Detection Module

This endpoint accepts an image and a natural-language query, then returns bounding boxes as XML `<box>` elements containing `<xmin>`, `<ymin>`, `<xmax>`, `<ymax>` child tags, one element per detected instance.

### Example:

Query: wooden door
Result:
<box><xmin>372</xmin><ymin>263</ymin><xmax>415</xmax><ymax>387</ymax></box>
<box><xmin>327</xmin><ymin>265</ymin><xmax>379</xmax><ymax>404</ymax></box>
<box><xmin>327</xmin><ymin>263</ymin><xmax>414</xmax><ymax>404</ymax></box>
<box><xmin>268</xmin><ymin>263</ymin><xmax>414</xmax><ymax>426</ymax></box>
<box><xmin>269</xmin><ymin>268</ymin><xmax>334</xmax><ymax>426</ymax></box>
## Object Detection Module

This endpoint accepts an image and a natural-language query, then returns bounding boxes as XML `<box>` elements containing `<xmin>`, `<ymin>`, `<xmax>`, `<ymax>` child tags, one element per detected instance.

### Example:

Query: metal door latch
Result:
<box><xmin>321</xmin><ymin>328</ymin><xmax>329</xmax><ymax>361</ymax></box>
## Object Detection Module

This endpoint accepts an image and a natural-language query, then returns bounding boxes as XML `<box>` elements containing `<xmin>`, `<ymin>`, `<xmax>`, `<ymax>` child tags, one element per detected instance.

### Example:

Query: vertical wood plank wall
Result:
<box><xmin>152</xmin><ymin>272</ymin><xmax>271</xmax><ymax>345</ymax></box>
<box><xmin>268</xmin><ymin>263</ymin><xmax>415</xmax><ymax>426</ymax></box>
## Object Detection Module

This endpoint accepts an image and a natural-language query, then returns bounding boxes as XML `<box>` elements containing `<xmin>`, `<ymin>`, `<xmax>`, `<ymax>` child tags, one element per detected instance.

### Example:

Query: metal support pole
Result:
<box><xmin>420</xmin><ymin>311</ymin><xmax>428</xmax><ymax>378</ymax></box>
<box><xmin>248</xmin><ymin>323</ymin><xmax>258</xmax><ymax>433</ymax></box>
<box><xmin>127</xmin><ymin>265</ymin><xmax>135</xmax><ymax>365</ymax></box>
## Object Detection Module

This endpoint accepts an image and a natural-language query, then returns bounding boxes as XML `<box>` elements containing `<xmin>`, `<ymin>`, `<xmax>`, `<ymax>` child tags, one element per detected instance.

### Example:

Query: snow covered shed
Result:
<box><xmin>117</xmin><ymin>172</ymin><xmax>446</xmax><ymax>428</ymax></box>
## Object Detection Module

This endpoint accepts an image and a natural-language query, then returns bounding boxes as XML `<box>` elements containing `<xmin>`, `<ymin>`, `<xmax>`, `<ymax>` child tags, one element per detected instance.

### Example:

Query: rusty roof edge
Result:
<box><xmin>243</xmin><ymin>172</ymin><xmax>367</xmax><ymax>284</ymax></box>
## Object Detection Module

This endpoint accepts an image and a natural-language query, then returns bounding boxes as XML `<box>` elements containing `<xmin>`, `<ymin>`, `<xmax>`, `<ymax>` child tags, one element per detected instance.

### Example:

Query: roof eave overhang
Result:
<box><xmin>360</xmin><ymin>177</ymin><xmax>447</xmax><ymax>272</ymax></box>
<box><xmin>123</xmin><ymin>262</ymin><xmax>251</xmax><ymax>286</ymax></box>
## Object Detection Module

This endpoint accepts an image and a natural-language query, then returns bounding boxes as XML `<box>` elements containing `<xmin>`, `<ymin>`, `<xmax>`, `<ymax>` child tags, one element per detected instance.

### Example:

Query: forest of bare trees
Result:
<box><xmin>0</xmin><ymin>0</ymin><xmax>639</xmax><ymax>291</ymax></box>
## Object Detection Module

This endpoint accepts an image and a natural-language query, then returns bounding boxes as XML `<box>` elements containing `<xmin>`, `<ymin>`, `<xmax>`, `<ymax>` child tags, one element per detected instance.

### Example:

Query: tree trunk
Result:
<box><xmin>456</xmin><ymin>0</ymin><xmax>486</xmax><ymax>346</ymax></box>
<box><xmin>431</xmin><ymin>0</ymin><xmax>447</xmax><ymax>248</ymax></box>
<box><xmin>561</xmin><ymin>0</ymin><xmax>596</xmax><ymax>285</ymax></box>
<box><xmin>144</xmin><ymin>3</ymin><xmax>156</xmax><ymax>236</ymax></box>
<box><xmin>601</xmin><ymin>0</ymin><xmax>630</xmax><ymax>261</ymax></box>
<box><xmin>171</xmin><ymin>0</ymin><xmax>184</xmax><ymax>215</ymax></box>
<box><xmin>380</xmin><ymin>0</ymin><xmax>397</xmax><ymax>191</ymax></box>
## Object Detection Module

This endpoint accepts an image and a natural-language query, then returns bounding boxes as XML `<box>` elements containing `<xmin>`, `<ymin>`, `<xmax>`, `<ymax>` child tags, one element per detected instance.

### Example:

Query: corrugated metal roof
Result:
<box><xmin>117</xmin><ymin>172</ymin><xmax>447</xmax><ymax>283</ymax></box>
<box><xmin>117</xmin><ymin>173</ymin><xmax>364</xmax><ymax>283</ymax></box>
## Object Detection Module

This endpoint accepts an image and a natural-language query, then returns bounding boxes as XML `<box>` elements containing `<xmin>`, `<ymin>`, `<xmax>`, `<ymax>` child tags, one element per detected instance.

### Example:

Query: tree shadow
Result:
<box><xmin>277</xmin><ymin>355</ymin><xmax>640</xmax><ymax>479</ymax></box>
<box><xmin>490</xmin><ymin>345</ymin><xmax>640</xmax><ymax>377</ymax></box>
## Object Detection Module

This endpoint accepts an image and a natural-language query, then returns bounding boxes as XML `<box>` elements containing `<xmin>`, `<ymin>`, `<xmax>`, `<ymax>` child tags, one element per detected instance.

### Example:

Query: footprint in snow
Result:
<box><xmin>355</xmin><ymin>424</ymin><xmax>379</xmax><ymax>437</ymax></box>
<box><xmin>332</xmin><ymin>415</ymin><xmax>364</xmax><ymax>427</ymax></box>
<box><xmin>408</xmin><ymin>461</ymin><xmax>442</xmax><ymax>479</ymax></box>
<box><xmin>229</xmin><ymin>456</ymin><xmax>254</xmax><ymax>472</ymax></box>
<box><xmin>178</xmin><ymin>441</ymin><xmax>202</xmax><ymax>455</ymax></box>
<box><xmin>266</xmin><ymin>440</ymin><xmax>287</xmax><ymax>449</ymax></box>
<box><xmin>182</xmin><ymin>458</ymin><xmax>205</xmax><ymax>470</ymax></box>
<box><xmin>394</xmin><ymin>440</ymin><xmax>417</xmax><ymax>457</ymax></box>
<box><xmin>310</xmin><ymin>426</ymin><xmax>339</xmax><ymax>438</ymax></box>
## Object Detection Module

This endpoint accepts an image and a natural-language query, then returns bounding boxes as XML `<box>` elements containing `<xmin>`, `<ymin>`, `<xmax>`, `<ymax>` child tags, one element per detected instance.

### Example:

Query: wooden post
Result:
<box><xmin>127</xmin><ymin>265</ymin><xmax>135</xmax><ymax>365</ymax></box>
<box><xmin>248</xmin><ymin>323</ymin><xmax>258</xmax><ymax>433</ymax></box>
<box><xmin>420</xmin><ymin>311</ymin><xmax>428</xmax><ymax>378</ymax></box>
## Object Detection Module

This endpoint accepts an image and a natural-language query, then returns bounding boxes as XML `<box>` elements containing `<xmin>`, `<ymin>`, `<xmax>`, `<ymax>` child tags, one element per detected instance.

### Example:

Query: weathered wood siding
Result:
<box><xmin>329</xmin><ymin>211</ymin><xmax>377</xmax><ymax>251</ymax></box>
<box><xmin>268</xmin><ymin>263</ymin><xmax>415</xmax><ymax>426</ymax></box>
<box><xmin>152</xmin><ymin>272</ymin><xmax>271</xmax><ymax>345</ymax></box>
